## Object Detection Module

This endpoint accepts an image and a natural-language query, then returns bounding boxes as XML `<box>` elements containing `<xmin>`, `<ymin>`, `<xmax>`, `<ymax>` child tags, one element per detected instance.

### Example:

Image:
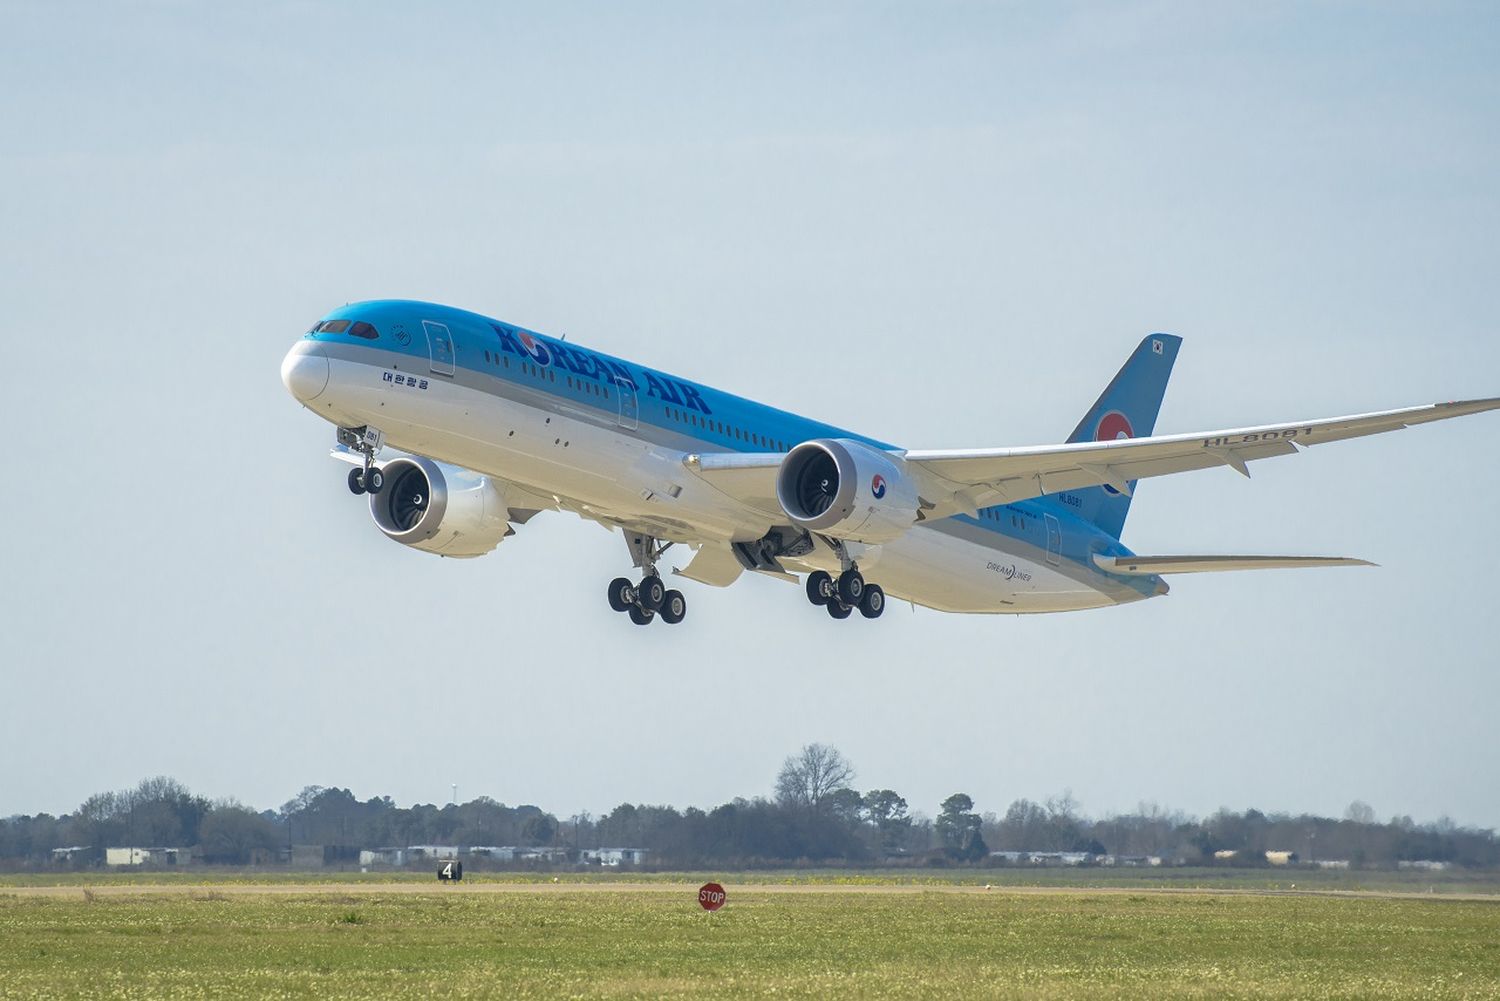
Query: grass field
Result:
<box><xmin>2</xmin><ymin>877</ymin><xmax>1498</xmax><ymax>999</ymax></box>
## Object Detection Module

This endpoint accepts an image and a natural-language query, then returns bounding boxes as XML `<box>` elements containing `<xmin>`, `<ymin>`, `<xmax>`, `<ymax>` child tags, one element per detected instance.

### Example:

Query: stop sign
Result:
<box><xmin>698</xmin><ymin>882</ymin><xmax>726</xmax><ymax>911</ymax></box>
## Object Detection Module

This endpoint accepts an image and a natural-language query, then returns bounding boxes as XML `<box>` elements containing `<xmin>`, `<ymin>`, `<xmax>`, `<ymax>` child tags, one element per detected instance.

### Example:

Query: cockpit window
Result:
<box><xmin>320</xmin><ymin>319</ymin><xmax>351</xmax><ymax>333</ymax></box>
<box><xmin>349</xmin><ymin>321</ymin><xmax>378</xmax><ymax>339</ymax></box>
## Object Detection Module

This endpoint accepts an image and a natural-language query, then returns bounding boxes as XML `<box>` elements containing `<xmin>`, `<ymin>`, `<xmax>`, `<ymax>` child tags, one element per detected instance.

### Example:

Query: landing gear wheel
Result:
<box><xmin>364</xmin><ymin>467</ymin><xmax>384</xmax><ymax>494</ymax></box>
<box><xmin>826</xmin><ymin>600</ymin><xmax>853</xmax><ymax>620</ymax></box>
<box><xmin>348</xmin><ymin>467</ymin><xmax>367</xmax><ymax>495</ymax></box>
<box><xmin>859</xmin><ymin>584</ymin><xmax>886</xmax><ymax>619</ymax></box>
<box><xmin>637</xmin><ymin>576</ymin><xmax>666</xmax><ymax>611</ymax></box>
<box><xmin>806</xmin><ymin>571</ymin><xmax>834</xmax><ymax>606</ymax></box>
<box><xmin>627</xmin><ymin>605</ymin><xmax>655</xmax><ymax>626</ymax></box>
<box><xmin>607</xmin><ymin>577</ymin><xmax>636</xmax><ymax>612</ymax></box>
<box><xmin>837</xmin><ymin>569</ymin><xmax>865</xmax><ymax>606</ymax></box>
<box><xmin>659</xmin><ymin>590</ymin><xmax>687</xmax><ymax>625</ymax></box>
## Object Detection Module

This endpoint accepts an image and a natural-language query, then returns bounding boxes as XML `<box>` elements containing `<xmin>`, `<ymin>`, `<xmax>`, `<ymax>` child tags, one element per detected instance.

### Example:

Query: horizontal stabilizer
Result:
<box><xmin>1094</xmin><ymin>554</ymin><xmax>1375</xmax><ymax>576</ymax></box>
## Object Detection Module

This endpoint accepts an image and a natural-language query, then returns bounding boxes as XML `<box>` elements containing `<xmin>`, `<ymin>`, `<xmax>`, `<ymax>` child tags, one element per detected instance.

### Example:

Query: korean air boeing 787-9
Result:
<box><xmin>281</xmin><ymin>301</ymin><xmax>1498</xmax><ymax>625</ymax></box>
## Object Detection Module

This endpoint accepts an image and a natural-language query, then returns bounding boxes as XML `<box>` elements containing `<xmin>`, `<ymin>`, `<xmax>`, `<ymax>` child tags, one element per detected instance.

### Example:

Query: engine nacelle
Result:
<box><xmin>775</xmin><ymin>438</ymin><xmax>920</xmax><ymax>544</ymax></box>
<box><xmin>369</xmin><ymin>457</ymin><xmax>511</xmax><ymax>558</ymax></box>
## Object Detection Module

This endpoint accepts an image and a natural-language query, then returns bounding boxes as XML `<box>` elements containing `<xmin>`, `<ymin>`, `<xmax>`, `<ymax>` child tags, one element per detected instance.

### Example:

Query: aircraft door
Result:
<box><xmin>422</xmin><ymin>320</ymin><xmax>457</xmax><ymax>376</ymax></box>
<box><xmin>1044</xmin><ymin>513</ymin><xmax>1062</xmax><ymax>566</ymax></box>
<box><xmin>615</xmin><ymin>376</ymin><xmax>639</xmax><ymax>431</ymax></box>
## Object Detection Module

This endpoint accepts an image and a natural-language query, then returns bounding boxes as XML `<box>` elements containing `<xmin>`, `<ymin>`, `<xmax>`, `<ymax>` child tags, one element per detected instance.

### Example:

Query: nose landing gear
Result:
<box><xmin>347</xmin><ymin>465</ymin><xmax>385</xmax><ymax>495</ymax></box>
<box><xmin>339</xmin><ymin>426</ymin><xmax>386</xmax><ymax>495</ymax></box>
<box><xmin>805</xmin><ymin>567</ymin><xmax>885</xmax><ymax>620</ymax></box>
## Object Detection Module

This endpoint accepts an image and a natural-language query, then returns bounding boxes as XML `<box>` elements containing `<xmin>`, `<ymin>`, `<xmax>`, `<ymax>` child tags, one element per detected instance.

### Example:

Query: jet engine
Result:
<box><xmin>369</xmin><ymin>456</ymin><xmax>512</xmax><ymax>558</ymax></box>
<box><xmin>775</xmin><ymin>438</ymin><xmax>920</xmax><ymax>544</ymax></box>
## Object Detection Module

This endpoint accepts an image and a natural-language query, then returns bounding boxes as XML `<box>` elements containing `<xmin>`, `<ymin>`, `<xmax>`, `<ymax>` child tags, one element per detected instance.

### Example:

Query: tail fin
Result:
<box><xmin>1057</xmin><ymin>333</ymin><xmax>1182</xmax><ymax>539</ymax></box>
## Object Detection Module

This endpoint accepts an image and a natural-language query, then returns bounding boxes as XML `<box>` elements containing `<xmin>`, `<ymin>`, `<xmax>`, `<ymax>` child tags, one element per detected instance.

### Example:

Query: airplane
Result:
<box><xmin>281</xmin><ymin>300</ymin><xmax>1499</xmax><ymax>625</ymax></box>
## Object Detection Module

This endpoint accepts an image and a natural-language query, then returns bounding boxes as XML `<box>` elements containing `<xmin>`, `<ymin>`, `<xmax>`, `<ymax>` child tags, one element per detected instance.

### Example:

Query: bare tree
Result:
<box><xmin>775</xmin><ymin>743</ymin><xmax>855</xmax><ymax>813</ymax></box>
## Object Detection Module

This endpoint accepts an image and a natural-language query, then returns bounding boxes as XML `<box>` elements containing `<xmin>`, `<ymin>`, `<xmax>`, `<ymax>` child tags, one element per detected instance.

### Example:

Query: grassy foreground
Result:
<box><xmin>1</xmin><ymin>885</ymin><xmax>1497</xmax><ymax>999</ymax></box>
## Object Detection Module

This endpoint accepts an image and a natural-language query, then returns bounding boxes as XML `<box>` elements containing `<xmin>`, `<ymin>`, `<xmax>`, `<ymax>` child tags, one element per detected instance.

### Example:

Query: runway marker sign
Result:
<box><xmin>698</xmin><ymin>882</ymin><xmax>726</xmax><ymax>911</ymax></box>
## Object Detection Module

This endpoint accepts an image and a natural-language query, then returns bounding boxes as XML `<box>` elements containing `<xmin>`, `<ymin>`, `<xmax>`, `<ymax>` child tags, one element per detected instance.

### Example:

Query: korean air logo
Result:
<box><xmin>1096</xmin><ymin>411</ymin><xmax>1133</xmax><ymax>495</ymax></box>
<box><xmin>871</xmin><ymin>474</ymin><xmax>887</xmax><ymax>499</ymax></box>
<box><xmin>1097</xmin><ymin>411</ymin><xmax>1134</xmax><ymax>442</ymax></box>
<box><xmin>517</xmin><ymin>331</ymin><xmax>552</xmax><ymax>367</ymax></box>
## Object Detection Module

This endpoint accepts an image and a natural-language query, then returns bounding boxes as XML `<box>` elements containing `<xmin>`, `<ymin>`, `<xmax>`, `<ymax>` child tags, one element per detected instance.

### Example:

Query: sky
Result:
<box><xmin>2</xmin><ymin>2</ymin><xmax>1498</xmax><ymax>830</ymax></box>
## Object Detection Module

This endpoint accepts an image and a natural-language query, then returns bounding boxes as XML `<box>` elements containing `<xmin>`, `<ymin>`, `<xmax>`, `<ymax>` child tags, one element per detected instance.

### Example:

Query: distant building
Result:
<box><xmin>580</xmin><ymin>848</ymin><xmax>649</xmax><ymax>867</ymax></box>
<box><xmin>1264</xmin><ymin>851</ymin><xmax>1299</xmax><ymax>866</ymax></box>
<box><xmin>1398</xmin><ymin>860</ymin><xmax>1452</xmax><ymax>872</ymax></box>
<box><xmin>987</xmin><ymin>851</ymin><xmax>1095</xmax><ymax>866</ymax></box>
<box><xmin>1314</xmin><ymin>859</ymin><xmax>1350</xmax><ymax>870</ymax></box>
<box><xmin>466</xmin><ymin>846</ymin><xmax>510</xmax><ymax>861</ymax></box>
<box><xmin>1097</xmin><ymin>855</ymin><xmax>1162</xmax><ymax>867</ymax></box>
<box><xmin>106</xmin><ymin>847</ymin><xmax>186</xmax><ymax>866</ymax></box>
<box><xmin>359</xmin><ymin>848</ymin><xmax>407</xmax><ymax>866</ymax></box>
<box><xmin>286</xmin><ymin>844</ymin><xmax>328</xmax><ymax>868</ymax></box>
<box><xmin>1213</xmin><ymin>850</ymin><xmax>1239</xmax><ymax>861</ymax></box>
<box><xmin>50</xmin><ymin>846</ymin><xmax>91</xmax><ymax>864</ymax></box>
<box><xmin>407</xmin><ymin>845</ymin><xmax>460</xmax><ymax>861</ymax></box>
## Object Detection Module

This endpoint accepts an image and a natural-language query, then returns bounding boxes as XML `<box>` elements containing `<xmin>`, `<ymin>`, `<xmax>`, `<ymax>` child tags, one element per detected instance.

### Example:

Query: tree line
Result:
<box><xmin>2</xmin><ymin>746</ymin><xmax>1496</xmax><ymax>869</ymax></box>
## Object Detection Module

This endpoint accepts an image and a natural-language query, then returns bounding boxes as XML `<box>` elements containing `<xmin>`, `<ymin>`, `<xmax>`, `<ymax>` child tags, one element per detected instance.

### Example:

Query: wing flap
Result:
<box><xmin>673</xmin><ymin>543</ymin><xmax>747</xmax><ymax>587</ymax></box>
<box><xmin>1094</xmin><ymin>554</ymin><xmax>1375</xmax><ymax>575</ymax></box>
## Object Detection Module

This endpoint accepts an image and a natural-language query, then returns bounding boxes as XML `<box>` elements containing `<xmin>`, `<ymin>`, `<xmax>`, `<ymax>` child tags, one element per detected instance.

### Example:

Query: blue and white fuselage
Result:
<box><xmin>281</xmin><ymin>299</ymin><xmax>1498</xmax><ymax>623</ymax></box>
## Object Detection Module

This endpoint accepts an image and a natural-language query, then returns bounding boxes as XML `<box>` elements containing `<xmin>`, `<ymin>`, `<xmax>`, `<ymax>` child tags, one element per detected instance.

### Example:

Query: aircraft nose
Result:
<box><xmin>281</xmin><ymin>340</ymin><xmax>328</xmax><ymax>403</ymax></box>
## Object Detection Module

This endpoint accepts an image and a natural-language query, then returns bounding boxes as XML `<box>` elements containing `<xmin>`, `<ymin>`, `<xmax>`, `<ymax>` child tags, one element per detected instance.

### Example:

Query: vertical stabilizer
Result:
<box><xmin>1056</xmin><ymin>333</ymin><xmax>1181</xmax><ymax>539</ymax></box>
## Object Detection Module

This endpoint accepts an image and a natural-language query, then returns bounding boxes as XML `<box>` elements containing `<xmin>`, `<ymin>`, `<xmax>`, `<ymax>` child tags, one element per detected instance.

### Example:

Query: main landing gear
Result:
<box><xmin>339</xmin><ymin>426</ymin><xmax>385</xmax><ymax>496</ymax></box>
<box><xmin>608</xmin><ymin>532</ymin><xmax>687</xmax><ymax>626</ymax></box>
<box><xmin>806</xmin><ymin>568</ymin><xmax>885</xmax><ymax>620</ymax></box>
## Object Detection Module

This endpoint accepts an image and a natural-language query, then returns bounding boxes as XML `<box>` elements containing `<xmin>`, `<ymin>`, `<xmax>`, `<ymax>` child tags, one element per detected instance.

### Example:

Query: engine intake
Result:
<box><xmin>370</xmin><ymin>457</ymin><xmax>511</xmax><ymax>558</ymax></box>
<box><xmin>775</xmin><ymin>439</ymin><xmax>919</xmax><ymax>544</ymax></box>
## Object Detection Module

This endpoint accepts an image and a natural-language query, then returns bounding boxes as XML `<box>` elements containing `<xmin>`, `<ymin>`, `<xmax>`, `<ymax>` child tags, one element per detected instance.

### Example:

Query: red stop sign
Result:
<box><xmin>698</xmin><ymin>882</ymin><xmax>726</xmax><ymax>911</ymax></box>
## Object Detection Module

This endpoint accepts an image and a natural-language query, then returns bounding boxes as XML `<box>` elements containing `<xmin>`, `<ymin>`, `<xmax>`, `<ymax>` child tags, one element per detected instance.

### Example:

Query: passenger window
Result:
<box><xmin>349</xmin><ymin>321</ymin><xmax>378</xmax><ymax>339</ymax></box>
<box><xmin>321</xmin><ymin>319</ymin><xmax>351</xmax><ymax>333</ymax></box>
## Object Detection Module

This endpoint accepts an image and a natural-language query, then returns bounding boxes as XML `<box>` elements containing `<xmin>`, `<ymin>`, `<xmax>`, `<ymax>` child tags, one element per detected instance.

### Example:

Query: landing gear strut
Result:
<box><xmin>608</xmin><ymin>533</ymin><xmax>687</xmax><ymax>626</ymax></box>
<box><xmin>339</xmin><ymin>426</ymin><xmax>385</xmax><ymax>495</ymax></box>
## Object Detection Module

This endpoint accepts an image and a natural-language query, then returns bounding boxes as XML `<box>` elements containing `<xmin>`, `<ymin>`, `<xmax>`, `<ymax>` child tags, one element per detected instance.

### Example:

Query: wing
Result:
<box><xmin>685</xmin><ymin>397</ymin><xmax>1500</xmax><ymax>520</ymax></box>
<box><xmin>904</xmin><ymin>397</ymin><xmax>1500</xmax><ymax>517</ymax></box>
<box><xmin>1094</xmin><ymin>554</ymin><xmax>1374</xmax><ymax>575</ymax></box>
